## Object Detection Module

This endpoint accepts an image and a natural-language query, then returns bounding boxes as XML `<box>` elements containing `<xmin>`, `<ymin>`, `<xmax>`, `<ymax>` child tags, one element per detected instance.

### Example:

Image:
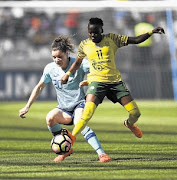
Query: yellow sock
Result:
<box><xmin>72</xmin><ymin>102</ymin><xmax>96</xmax><ymax>137</ymax></box>
<box><xmin>124</xmin><ymin>100</ymin><xmax>141</xmax><ymax>126</ymax></box>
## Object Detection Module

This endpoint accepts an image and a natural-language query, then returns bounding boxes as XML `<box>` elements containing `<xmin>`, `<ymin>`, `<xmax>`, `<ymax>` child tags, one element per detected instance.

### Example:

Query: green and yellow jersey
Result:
<box><xmin>77</xmin><ymin>33</ymin><xmax>128</xmax><ymax>83</ymax></box>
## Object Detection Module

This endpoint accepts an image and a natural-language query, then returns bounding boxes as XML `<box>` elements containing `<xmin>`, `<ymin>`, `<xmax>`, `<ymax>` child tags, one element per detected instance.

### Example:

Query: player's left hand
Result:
<box><xmin>153</xmin><ymin>27</ymin><xmax>165</xmax><ymax>34</ymax></box>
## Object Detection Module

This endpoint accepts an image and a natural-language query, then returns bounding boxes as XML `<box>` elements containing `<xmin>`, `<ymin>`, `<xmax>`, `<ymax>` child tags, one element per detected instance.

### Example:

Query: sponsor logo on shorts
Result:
<box><xmin>90</xmin><ymin>86</ymin><xmax>95</xmax><ymax>90</ymax></box>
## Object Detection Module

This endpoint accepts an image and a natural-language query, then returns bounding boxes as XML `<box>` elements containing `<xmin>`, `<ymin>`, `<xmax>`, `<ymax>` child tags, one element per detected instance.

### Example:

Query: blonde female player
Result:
<box><xmin>19</xmin><ymin>35</ymin><xmax>111</xmax><ymax>163</ymax></box>
<box><xmin>61</xmin><ymin>17</ymin><xmax>165</xmax><ymax>141</ymax></box>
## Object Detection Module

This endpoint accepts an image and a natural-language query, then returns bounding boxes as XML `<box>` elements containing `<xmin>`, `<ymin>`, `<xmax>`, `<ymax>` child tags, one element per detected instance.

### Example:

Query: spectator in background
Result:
<box><xmin>54</xmin><ymin>13</ymin><xmax>69</xmax><ymax>36</ymax></box>
<box><xmin>29</xmin><ymin>13</ymin><xmax>53</xmax><ymax>47</ymax></box>
<box><xmin>64</xmin><ymin>10</ymin><xmax>80</xmax><ymax>44</ymax></box>
<box><xmin>26</xmin><ymin>13</ymin><xmax>41</xmax><ymax>42</ymax></box>
<box><xmin>31</xmin><ymin>15</ymin><xmax>41</xmax><ymax>30</ymax></box>
<box><xmin>0</xmin><ymin>8</ymin><xmax>14</xmax><ymax>39</ymax></box>
<box><xmin>134</xmin><ymin>14</ymin><xmax>154</xmax><ymax>65</ymax></box>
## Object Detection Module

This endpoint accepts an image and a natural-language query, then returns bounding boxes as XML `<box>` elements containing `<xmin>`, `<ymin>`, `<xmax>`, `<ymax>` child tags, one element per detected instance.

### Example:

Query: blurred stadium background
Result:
<box><xmin>0</xmin><ymin>0</ymin><xmax>177</xmax><ymax>101</ymax></box>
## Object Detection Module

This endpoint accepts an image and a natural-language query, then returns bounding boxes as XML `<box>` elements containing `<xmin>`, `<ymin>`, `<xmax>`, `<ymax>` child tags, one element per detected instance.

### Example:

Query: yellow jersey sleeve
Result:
<box><xmin>77</xmin><ymin>34</ymin><xmax>128</xmax><ymax>83</ymax></box>
<box><xmin>107</xmin><ymin>33</ymin><xmax>128</xmax><ymax>48</ymax></box>
<box><xmin>77</xmin><ymin>39</ymin><xmax>88</xmax><ymax>59</ymax></box>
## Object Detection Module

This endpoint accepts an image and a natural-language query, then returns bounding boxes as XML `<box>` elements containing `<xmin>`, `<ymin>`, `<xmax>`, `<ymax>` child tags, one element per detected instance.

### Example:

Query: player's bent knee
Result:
<box><xmin>46</xmin><ymin>112</ymin><xmax>55</xmax><ymax>126</ymax></box>
<box><xmin>131</xmin><ymin>108</ymin><xmax>141</xmax><ymax>119</ymax></box>
<box><xmin>124</xmin><ymin>100</ymin><xmax>141</xmax><ymax>122</ymax></box>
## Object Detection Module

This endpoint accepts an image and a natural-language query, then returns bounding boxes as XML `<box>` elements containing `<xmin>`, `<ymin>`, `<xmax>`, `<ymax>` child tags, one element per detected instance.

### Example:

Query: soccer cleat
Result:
<box><xmin>61</xmin><ymin>128</ymin><xmax>76</xmax><ymax>145</ymax></box>
<box><xmin>124</xmin><ymin>120</ymin><xmax>143</xmax><ymax>138</ymax></box>
<box><xmin>53</xmin><ymin>148</ymin><xmax>73</xmax><ymax>162</ymax></box>
<box><xmin>99</xmin><ymin>154</ymin><xmax>112</xmax><ymax>163</ymax></box>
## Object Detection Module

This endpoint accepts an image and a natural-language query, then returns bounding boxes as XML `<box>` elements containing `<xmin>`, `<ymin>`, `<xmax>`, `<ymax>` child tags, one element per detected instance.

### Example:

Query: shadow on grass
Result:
<box><xmin>0</xmin><ymin>151</ymin><xmax>177</xmax><ymax>166</ymax></box>
<box><xmin>1</xmin><ymin>160</ymin><xmax>177</xmax><ymax>170</ymax></box>
<box><xmin>0</xmin><ymin>176</ymin><xmax>80</xmax><ymax>180</ymax></box>
<box><xmin>1</xmin><ymin>135</ymin><xmax>177</xmax><ymax>146</ymax></box>
<box><xmin>1</xmin><ymin>123</ymin><xmax>177</xmax><ymax>136</ymax></box>
<box><xmin>0</xmin><ymin>158</ymin><xmax>177</xmax><ymax>180</ymax></box>
<box><xmin>0</xmin><ymin>125</ymin><xmax>47</xmax><ymax>132</ymax></box>
<box><xmin>1</xmin><ymin>137</ymin><xmax>177</xmax><ymax>155</ymax></box>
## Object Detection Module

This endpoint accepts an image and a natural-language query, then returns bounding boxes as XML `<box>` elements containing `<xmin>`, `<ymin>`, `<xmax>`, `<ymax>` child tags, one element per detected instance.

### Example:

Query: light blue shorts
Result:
<box><xmin>58</xmin><ymin>101</ymin><xmax>85</xmax><ymax>125</ymax></box>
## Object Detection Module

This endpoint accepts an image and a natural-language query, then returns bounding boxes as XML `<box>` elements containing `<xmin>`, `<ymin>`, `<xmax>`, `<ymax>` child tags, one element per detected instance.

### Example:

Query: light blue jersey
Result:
<box><xmin>41</xmin><ymin>57</ymin><xmax>89</xmax><ymax>111</ymax></box>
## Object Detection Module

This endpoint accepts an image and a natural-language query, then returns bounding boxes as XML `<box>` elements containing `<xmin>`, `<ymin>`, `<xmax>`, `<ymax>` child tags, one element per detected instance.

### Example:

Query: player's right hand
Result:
<box><xmin>79</xmin><ymin>80</ymin><xmax>89</xmax><ymax>87</ymax></box>
<box><xmin>19</xmin><ymin>107</ymin><xmax>29</xmax><ymax>118</ymax></box>
<box><xmin>61</xmin><ymin>74</ymin><xmax>69</xmax><ymax>84</ymax></box>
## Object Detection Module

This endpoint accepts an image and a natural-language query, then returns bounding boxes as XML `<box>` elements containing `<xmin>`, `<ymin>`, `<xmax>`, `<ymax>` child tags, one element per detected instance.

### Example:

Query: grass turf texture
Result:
<box><xmin>0</xmin><ymin>101</ymin><xmax>177</xmax><ymax>180</ymax></box>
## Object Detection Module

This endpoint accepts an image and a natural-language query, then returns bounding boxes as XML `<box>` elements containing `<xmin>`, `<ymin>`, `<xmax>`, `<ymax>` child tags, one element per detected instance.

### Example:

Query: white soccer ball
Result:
<box><xmin>51</xmin><ymin>134</ymin><xmax>72</xmax><ymax>155</ymax></box>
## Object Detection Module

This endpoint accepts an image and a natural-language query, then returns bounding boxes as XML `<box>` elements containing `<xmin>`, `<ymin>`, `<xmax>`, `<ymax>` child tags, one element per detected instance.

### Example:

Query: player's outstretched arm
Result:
<box><xmin>61</xmin><ymin>57</ymin><xmax>83</xmax><ymax>84</ymax></box>
<box><xmin>19</xmin><ymin>80</ymin><xmax>46</xmax><ymax>118</ymax></box>
<box><xmin>128</xmin><ymin>27</ymin><xmax>165</xmax><ymax>45</ymax></box>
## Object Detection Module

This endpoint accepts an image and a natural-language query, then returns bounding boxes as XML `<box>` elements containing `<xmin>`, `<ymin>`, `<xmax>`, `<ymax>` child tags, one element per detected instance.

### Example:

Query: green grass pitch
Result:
<box><xmin>0</xmin><ymin>100</ymin><xmax>177</xmax><ymax>180</ymax></box>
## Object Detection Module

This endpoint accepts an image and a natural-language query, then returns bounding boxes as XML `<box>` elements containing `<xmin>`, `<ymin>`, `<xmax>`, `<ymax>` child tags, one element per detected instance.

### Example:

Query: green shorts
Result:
<box><xmin>86</xmin><ymin>81</ymin><xmax>130</xmax><ymax>103</ymax></box>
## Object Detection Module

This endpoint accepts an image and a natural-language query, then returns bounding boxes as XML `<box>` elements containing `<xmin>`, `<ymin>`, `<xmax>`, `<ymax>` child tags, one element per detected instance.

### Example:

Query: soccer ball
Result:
<box><xmin>51</xmin><ymin>134</ymin><xmax>72</xmax><ymax>155</ymax></box>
